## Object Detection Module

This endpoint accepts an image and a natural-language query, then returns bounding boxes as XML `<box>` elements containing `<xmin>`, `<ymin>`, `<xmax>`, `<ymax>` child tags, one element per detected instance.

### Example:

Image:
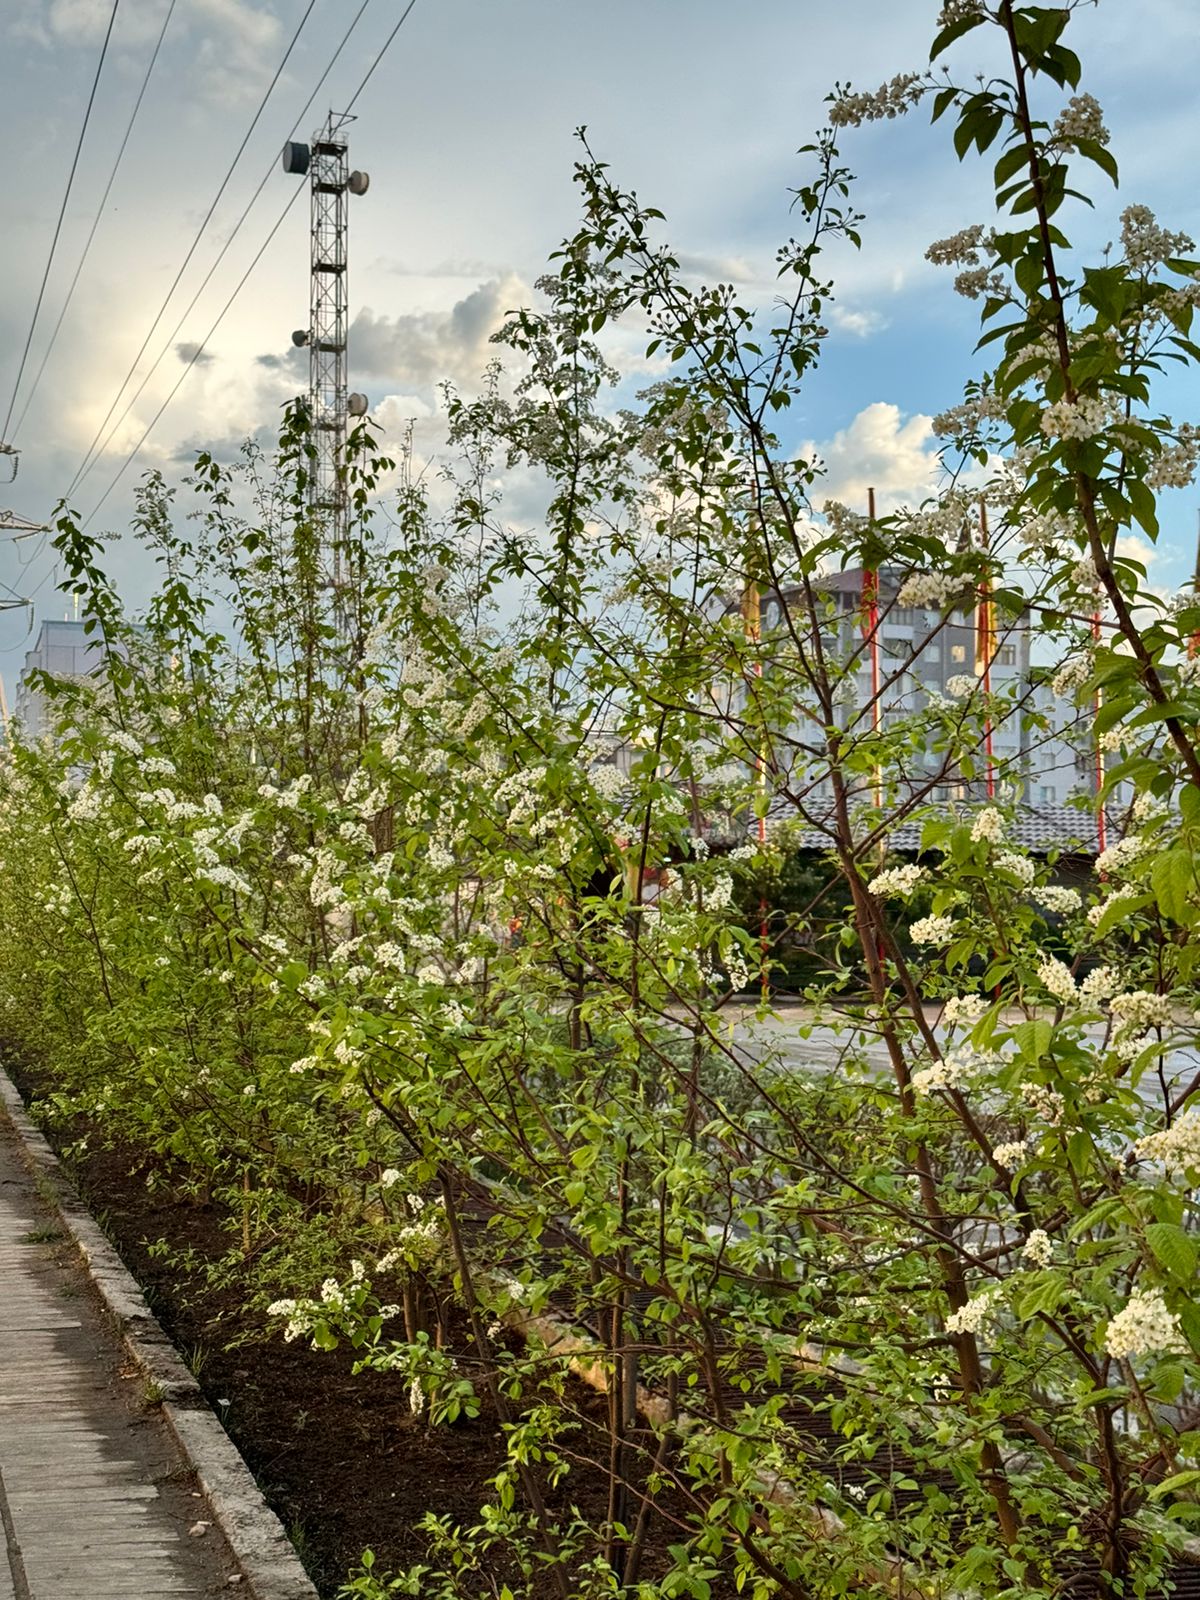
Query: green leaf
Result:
<box><xmin>1015</xmin><ymin>1271</ymin><xmax>1065</xmax><ymax>1320</ymax></box>
<box><xmin>1128</xmin><ymin>476</ymin><xmax>1160</xmax><ymax>538</ymax></box>
<box><xmin>1151</xmin><ymin>849</ymin><xmax>1195</xmax><ymax>925</ymax></box>
<box><xmin>1150</xmin><ymin>1468</ymin><xmax>1200</xmax><ymax>1502</ymax></box>
<box><xmin>1012</xmin><ymin>1019</ymin><xmax>1053</xmax><ymax>1063</ymax></box>
<box><xmin>1146</xmin><ymin>1222</ymin><xmax>1198</xmax><ymax>1284</ymax></box>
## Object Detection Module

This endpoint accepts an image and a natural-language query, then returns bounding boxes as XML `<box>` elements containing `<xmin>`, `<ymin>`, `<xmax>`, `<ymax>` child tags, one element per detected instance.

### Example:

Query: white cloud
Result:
<box><xmin>351</xmin><ymin>275</ymin><xmax>530</xmax><ymax>394</ymax></box>
<box><xmin>12</xmin><ymin>0</ymin><xmax>126</xmax><ymax>46</ymax></box>
<box><xmin>1113</xmin><ymin>532</ymin><xmax>1159</xmax><ymax>566</ymax></box>
<box><xmin>373</xmin><ymin>393</ymin><xmax>434</xmax><ymax>432</ymax></box>
<box><xmin>186</xmin><ymin>0</ymin><xmax>283</xmax><ymax>103</ymax></box>
<box><xmin>829</xmin><ymin>305</ymin><xmax>889</xmax><ymax>339</ymax></box>
<box><xmin>13</xmin><ymin>0</ymin><xmax>276</xmax><ymax>63</ymax></box>
<box><xmin>799</xmin><ymin>401</ymin><xmax>941</xmax><ymax>514</ymax></box>
<box><xmin>675</xmin><ymin>251</ymin><xmax>761</xmax><ymax>283</ymax></box>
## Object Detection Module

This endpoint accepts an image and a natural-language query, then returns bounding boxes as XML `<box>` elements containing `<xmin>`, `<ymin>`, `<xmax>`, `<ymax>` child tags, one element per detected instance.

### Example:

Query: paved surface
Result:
<box><xmin>0</xmin><ymin>1118</ymin><xmax>232</xmax><ymax>1599</ymax></box>
<box><xmin>724</xmin><ymin>1003</ymin><xmax>1199</xmax><ymax>1093</ymax></box>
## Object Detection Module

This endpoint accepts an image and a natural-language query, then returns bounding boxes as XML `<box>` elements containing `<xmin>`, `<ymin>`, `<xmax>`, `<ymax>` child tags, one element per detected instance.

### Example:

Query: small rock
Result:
<box><xmin>188</xmin><ymin>1520</ymin><xmax>212</xmax><ymax>1536</ymax></box>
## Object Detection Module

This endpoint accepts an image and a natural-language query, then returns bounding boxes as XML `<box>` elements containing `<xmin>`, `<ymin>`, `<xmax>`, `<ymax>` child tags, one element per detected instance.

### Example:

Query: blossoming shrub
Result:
<box><xmin>2</xmin><ymin>6</ymin><xmax>1200</xmax><ymax>1598</ymax></box>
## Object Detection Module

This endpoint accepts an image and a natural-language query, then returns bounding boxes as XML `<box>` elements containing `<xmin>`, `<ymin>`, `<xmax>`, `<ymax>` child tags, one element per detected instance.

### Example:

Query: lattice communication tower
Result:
<box><xmin>283</xmin><ymin>114</ymin><xmax>369</xmax><ymax>587</ymax></box>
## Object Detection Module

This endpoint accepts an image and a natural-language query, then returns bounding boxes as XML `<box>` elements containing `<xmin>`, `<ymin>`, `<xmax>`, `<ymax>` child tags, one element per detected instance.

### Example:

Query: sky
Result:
<box><xmin>2</xmin><ymin>0</ymin><xmax>1199</xmax><ymax>675</ymax></box>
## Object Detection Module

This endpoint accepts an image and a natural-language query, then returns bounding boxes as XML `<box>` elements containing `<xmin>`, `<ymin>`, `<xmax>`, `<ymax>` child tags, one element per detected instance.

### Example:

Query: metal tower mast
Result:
<box><xmin>282</xmin><ymin>114</ymin><xmax>369</xmax><ymax>591</ymax></box>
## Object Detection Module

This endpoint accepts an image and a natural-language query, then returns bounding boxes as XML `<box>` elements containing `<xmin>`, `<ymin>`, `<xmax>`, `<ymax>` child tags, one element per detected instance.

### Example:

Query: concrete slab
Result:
<box><xmin>0</xmin><ymin>1113</ymin><xmax>233</xmax><ymax>1599</ymax></box>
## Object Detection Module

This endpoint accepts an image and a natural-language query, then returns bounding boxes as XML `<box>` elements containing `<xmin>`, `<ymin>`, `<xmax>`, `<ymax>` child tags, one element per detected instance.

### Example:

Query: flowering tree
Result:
<box><xmin>2</xmin><ymin>4</ymin><xmax>1200</xmax><ymax>1597</ymax></box>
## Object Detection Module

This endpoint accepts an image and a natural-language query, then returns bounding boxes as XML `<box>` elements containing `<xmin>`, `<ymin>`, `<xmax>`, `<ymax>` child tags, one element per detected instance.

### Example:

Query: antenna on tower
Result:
<box><xmin>282</xmin><ymin>112</ymin><xmax>371</xmax><ymax>614</ymax></box>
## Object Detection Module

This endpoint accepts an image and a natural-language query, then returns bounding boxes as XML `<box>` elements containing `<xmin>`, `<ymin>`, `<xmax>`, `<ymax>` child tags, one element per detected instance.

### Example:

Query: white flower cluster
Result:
<box><xmin>706</xmin><ymin>872</ymin><xmax>735</xmax><ymax>912</ymax></box>
<box><xmin>309</xmin><ymin>847</ymin><xmax>346</xmax><ymax>909</ymax></box>
<box><xmin>941</xmin><ymin>993</ymin><xmax>988</xmax><ymax>1030</ymax></box>
<box><xmin>912</xmin><ymin>1044</ymin><xmax>999</xmax><ymax>1097</ymax></box>
<box><xmin>1051</xmin><ymin>653</ymin><xmax>1093</xmax><ymax>697</ymax></box>
<box><xmin>932</xmin><ymin>394</ymin><xmax>1004</xmax><ymax>440</ymax></box>
<box><xmin>1050</xmin><ymin>93</ymin><xmax>1109</xmax><ymax>148</ymax></box>
<box><xmin>937</xmin><ymin>0</ymin><xmax>982</xmax><ymax>25</ymax></box>
<box><xmin>926</xmin><ymin>224</ymin><xmax>985</xmax><ymax>267</ymax></box>
<box><xmin>1095</xmin><ymin>835</ymin><xmax>1150</xmax><ymax>878</ymax></box>
<box><xmin>1034</xmin><ymin>885</ymin><xmax>1081</xmax><ymax>915</ymax></box>
<box><xmin>1109</xmin><ymin>990</ymin><xmax>1175</xmax><ymax>1032</ymax></box>
<box><xmin>1145</xmin><ymin>427</ymin><xmax>1200</xmax><ymax>491</ymax></box>
<box><xmin>1079</xmin><ymin>964</ymin><xmax>1119</xmax><ymax>1005</ymax></box>
<box><xmin>829</xmin><ymin>72</ymin><xmax>924</xmax><ymax>128</ymax></box>
<box><xmin>971</xmin><ymin>807</ymin><xmax>1004</xmax><ymax>844</ymax></box>
<box><xmin>868</xmin><ymin>863</ymin><xmax>926</xmax><ymax>899</ymax></box>
<box><xmin>1105</xmin><ymin>1288</ymin><xmax>1186</xmax><ymax>1360</ymax></box>
<box><xmin>954</xmin><ymin>266</ymin><xmax>1005</xmax><ymax>302</ymax></box>
<box><xmin>375</xmin><ymin>1194</ymin><xmax>447</xmax><ymax>1273</ymax></box>
<box><xmin>945</xmin><ymin>1283</ymin><xmax>1002</xmax><ymax>1336</ymax></box>
<box><xmin>910</xmin><ymin>914</ymin><xmax>956</xmax><ymax>947</ymax></box>
<box><xmin>1087</xmin><ymin>888</ymin><xmax>1138</xmax><ymax>928</ymax></box>
<box><xmin>1136</xmin><ymin>1107</ymin><xmax>1200</xmax><ymax>1179</ymax></box>
<box><xmin>67</xmin><ymin>785</ymin><xmax>103</xmax><ymax>823</ymax></box>
<box><xmin>945</xmin><ymin>674</ymin><xmax>978</xmax><ymax>699</ymax></box>
<box><xmin>590</xmin><ymin>763</ymin><xmax>626</xmax><ymax>801</ymax></box>
<box><xmin>1020</xmin><ymin>1081</ymin><xmax>1065</xmax><ymax>1124</ymax></box>
<box><xmin>995</xmin><ymin>851</ymin><xmax>1035</xmax><ymax>885</ymax></box>
<box><xmin>202</xmin><ymin>863</ymin><xmax>251</xmax><ymax>897</ymax></box>
<box><xmin>822</xmin><ymin>501</ymin><xmax>868</xmax><ymax>538</ymax></box>
<box><xmin>897</xmin><ymin>571</ymin><xmax>961</xmax><ymax>609</ymax></box>
<box><xmin>992</xmin><ymin>1138</ymin><xmax>1028</xmax><ymax>1168</ymax></box>
<box><xmin>1040</xmin><ymin>394</ymin><xmax>1111</xmax><ymax>442</ymax></box>
<box><xmin>1070</xmin><ymin>556</ymin><xmax>1104</xmax><ymax>596</ymax></box>
<box><xmin>1022</xmin><ymin>1229</ymin><xmax>1054</xmax><ymax>1267</ymax></box>
<box><xmin>1037</xmin><ymin>956</ymin><xmax>1078</xmax><ymax>1006</ymax></box>
<box><xmin>1018</xmin><ymin>507</ymin><xmax>1075</xmax><ymax>555</ymax></box>
<box><xmin>1178</xmin><ymin>655</ymin><xmax>1200</xmax><ymax>689</ymax></box>
<box><xmin>1132</xmin><ymin>791</ymin><xmax>1167</xmax><ymax>826</ymax></box>
<box><xmin>257</xmin><ymin>773</ymin><xmax>313</xmax><ymax>811</ymax></box>
<box><xmin>1121</xmin><ymin>204</ymin><xmax>1194</xmax><ymax>273</ymax></box>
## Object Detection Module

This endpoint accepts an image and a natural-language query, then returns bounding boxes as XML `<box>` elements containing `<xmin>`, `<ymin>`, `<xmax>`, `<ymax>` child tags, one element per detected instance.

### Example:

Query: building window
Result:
<box><xmin>995</xmin><ymin>643</ymin><xmax>1017</xmax><ymax>667</ymax></box>
<box><xmin>951</xmin><ymin>644</ymin><xmax>967</xmax><ymax>663</ymax></box>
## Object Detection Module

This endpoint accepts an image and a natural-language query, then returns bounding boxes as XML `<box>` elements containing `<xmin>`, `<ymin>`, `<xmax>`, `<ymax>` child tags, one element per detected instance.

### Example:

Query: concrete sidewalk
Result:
<box><xmin>0</xmin><ymin>1115</ymin><xmax>232</xmax><ymax>1599</ymax></box>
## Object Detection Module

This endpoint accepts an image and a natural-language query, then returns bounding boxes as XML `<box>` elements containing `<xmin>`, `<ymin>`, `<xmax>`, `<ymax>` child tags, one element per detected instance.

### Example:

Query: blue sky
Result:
<box><xmin>2</xmin><ymin>0</ymin><xmax>1199</xmax><ymax>672</ymax></box>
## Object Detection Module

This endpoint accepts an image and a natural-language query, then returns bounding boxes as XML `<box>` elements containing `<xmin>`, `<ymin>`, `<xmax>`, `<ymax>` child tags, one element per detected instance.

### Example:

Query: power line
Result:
<box><xmin>68</xmin><ymin>0</ymin><xmax>376</xmax><ymax>506</ymax></box>
<box><xmin>10</xmin><ymin>0</ymin><xmax>180</xmax><ymax>446</ymax></box>
<box><xmin>66</xmin><ymin>0</ymin><xmax>320</xmax><ymax>500</ymax></box>
<box><xmin>1</xmin><ymin>0</ymin><xmax>121</xmax><ymax>443</ymax></box>
<box><xmin>345</xmin><ymin>0</ymin><xmax>419</xmax><ymax>113</ymax></box>
<box><xmin>84</xmin><ymin>185</ymin><xmax>306</xmax><ymax>523</ymax></box>
<box><xmin>81</xmin><ymin>0</ymin><xmax>423</xmax><ymax>525</ymax></box>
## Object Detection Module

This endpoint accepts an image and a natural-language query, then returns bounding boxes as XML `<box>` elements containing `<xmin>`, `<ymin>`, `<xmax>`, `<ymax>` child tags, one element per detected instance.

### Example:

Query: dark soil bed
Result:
<box><xmin>2</xmin><ymin>1059</ymin><xmax>725</xmax><ymax>1598</ymax></box>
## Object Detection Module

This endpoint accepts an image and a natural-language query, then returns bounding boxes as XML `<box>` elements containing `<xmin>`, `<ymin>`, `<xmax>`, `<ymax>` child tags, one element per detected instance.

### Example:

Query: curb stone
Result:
<box><xmin>0</xmin><ymin>1065</ymin><xmax>320</xmax><ymax>1600</ymax></box>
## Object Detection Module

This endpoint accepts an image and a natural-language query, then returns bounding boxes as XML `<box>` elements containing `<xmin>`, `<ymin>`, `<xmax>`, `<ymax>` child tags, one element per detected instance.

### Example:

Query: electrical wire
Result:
<box><xmin>84</xmin><ymin>185</ymin><xmax>306</xmax><ymax>523</ymax></box>
<box><xmin>344</xmin><ymin>0</ymin><xmax>419</xmax><ymax>113</ymax></box>
<box><xmin>80</xmin><ymin>0</ymin><xmax>423</xmax><ymax>525</ymax></box>
<box><xmin>1</xmin><ymin>0</ymin><xmax>121</xmax><ymax>443</ymax></box>
<box><xmin>66</xmin><ymin>0</ymin><xmax>320</xmax><ymax>499</ymax></box>
<box><xmin>10</xmin><ymin>0</ymin><xmax>180</xmax><ymax>447</ymax></box>
<box><xmin>67</xmin><ymin>0</ymin><xmax>376</xmax><ymax>507</ymax></box>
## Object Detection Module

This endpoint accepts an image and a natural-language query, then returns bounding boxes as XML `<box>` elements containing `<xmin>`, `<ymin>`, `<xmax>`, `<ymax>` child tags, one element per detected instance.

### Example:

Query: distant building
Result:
<box><xmin>14</xmin><ymin>620</ymin><xmax>113</xmax><ymax>739</ymax></box>
<box><xmin>718</xmin><ymin>566</ymin><xmax>1103</xmax><ymax>814</ymax></box>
